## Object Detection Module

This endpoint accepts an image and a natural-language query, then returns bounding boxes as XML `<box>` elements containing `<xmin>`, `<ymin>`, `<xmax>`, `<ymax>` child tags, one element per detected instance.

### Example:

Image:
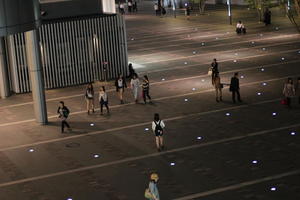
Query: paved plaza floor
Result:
<box><xmin>0</xmin><ymin>1</ymin><xmax>300</xmax><ymax>199</ymax></box>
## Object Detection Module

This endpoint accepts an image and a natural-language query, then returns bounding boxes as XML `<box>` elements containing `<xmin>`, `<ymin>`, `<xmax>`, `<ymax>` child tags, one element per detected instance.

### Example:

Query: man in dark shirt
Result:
<box><xmin>230</xmin><ymin>72</ymin><xmax>242</xmax><ymax>103</ymax></box>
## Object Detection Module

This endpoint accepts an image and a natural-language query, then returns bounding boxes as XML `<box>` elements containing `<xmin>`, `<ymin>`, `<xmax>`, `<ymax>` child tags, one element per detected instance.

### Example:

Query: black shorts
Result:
<box><xmin>155</xmin><ymin>131</ymin><xmax>163</xmax><ymax>137</ymax></box>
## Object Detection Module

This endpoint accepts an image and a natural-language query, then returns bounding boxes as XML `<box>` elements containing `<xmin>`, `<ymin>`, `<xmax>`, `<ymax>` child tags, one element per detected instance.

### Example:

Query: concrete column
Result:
<box><xmin>25</xmin><ymin>29</ymin><xmax>48</xmax><ymax>124</ymax></box>
<box><xmin>0</xmin><ymin>37</ymin><xmax>10</xmax><ymax>98</ymax></box>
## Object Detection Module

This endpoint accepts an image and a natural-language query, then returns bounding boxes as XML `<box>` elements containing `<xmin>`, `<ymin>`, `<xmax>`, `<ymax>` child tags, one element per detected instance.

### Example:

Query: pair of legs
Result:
<box><xmin>215</xmin><ymin>88</ymin><xmax>222</xmax><ymax>102</ymax></box>
<box><xmin>232</xmin><ymin>90</ymin><xmax>242</xmax><ymax>103</ymax></box>
<box><xmin>118</xmin><ymin>88</ymin><xmax>124</xmax><ymax>104</ymax></box>
<box><xmin>132</xmin><ymin>87</ymin><xmax>139</xmax><ymax>103</ymax></box>
<box><xmin>86</xmin><ymin>98</ymin><xmax>94</xmax><ymax>114</ymax></box>
<box><xmin>155</xmin><ymin>136</ymin><xmax>164</xmax><ymax>151</ymax></box>
<box><xmin>100</xmin><ymin>101</ymin><xmax>109</xmax><ymax>114</ymax></box>
<box><xmin>61</xmin><ymin>119</ymin><xmax>70</xmax><ymax>133</ymax></box>
<box><xmin>286</xmin><ymin>97</ymin><xmax>291</xmax><ymax>107</ymax></box>
<box><xmin>143</xmin><ymin>89</ymin><xmax>152</xmax><ymax>103</ymax></box>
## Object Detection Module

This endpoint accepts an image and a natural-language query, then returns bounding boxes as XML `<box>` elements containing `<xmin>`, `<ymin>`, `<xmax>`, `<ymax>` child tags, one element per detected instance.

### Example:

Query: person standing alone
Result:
<box><xmin>211</xmin><ymin>58</ymin><xmax>219</xmax><ymax>85</ymax></box>
<box><xmin>99</xmin><ymin>86</ymin><xmax>109</xmax><ymax>115</ymax></box>
<box><xmin>230</xmin><ymin>72</ymin><xmax>242</xmax><ymax>103</ymax></box>
<box><xmin>130</xmin><ymin>73</ymin><xmax>140</xmax><ymax>103</ymax></box>
<box><xmin>283</xmin><ymin>78</ymin><xmax>295</xmax><ymax>108</ymax></box>
<box><xmin>57</xmin><ymin>101</ymin><xmax>71</xmax><ymax>133</ymax></box>
<box><xmin>213</xmin><ymin>73</ymin><xmax>223</xmax><ymax>102</ymax></box>
<box><xmin>152</xmin><ymin>113</ymin><xmax>165</xmax><ymax>152</ymax></box>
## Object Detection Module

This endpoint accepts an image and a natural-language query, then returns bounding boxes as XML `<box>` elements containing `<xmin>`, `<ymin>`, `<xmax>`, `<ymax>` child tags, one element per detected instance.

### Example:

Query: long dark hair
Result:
<box><xmin>101</xmin><ymin>86</ymin><xmax>106</xmax><ymax>92</ymax></box>
<box><xmin>87</xmin><ymin>83</ymin><xmax>94</xmax><ymax>91</ymax></box>
<box><xmin>287</xmin><ymin>78</ymin><xmax>293</xmax><ymax>84</ymax></box>
<box><xmin>144</xmin><ymin>75</ymin><xmax>149</xmax><ymax>82</ymax></box>
<box><xmin>154</xmin><ymin>113</ymin><xmax>160</xmax><ymax>121</ymax></box>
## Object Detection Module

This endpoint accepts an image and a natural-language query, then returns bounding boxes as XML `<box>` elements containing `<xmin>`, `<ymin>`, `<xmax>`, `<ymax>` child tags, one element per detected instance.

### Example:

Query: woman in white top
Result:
<box><xmin>99</xmin><ymin>86</ymin><xmax>109</xmax><ymax>115</ymax></box>
<box><xmin>130</xmin><ymin>73</ymin><xmax>140</xmax><ymax>103</ymax></box>
<box><xmin>236</xmin><ymin>20</ymin><xmax>246</xmax><ymax>34</ymax></box>
<box><xmin>152</xmin><ymin>113</ymin><xmax>165</xmax><ymax>152</ymax></box>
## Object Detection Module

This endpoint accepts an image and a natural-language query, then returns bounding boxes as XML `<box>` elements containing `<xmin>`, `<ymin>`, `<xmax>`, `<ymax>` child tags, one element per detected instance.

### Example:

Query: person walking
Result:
<box><xmin>230</xmin><ymin>72</ymin><xmax>242</xmax><ymax>103</ymax></box>
<box><xmin>152</xmin><ymin>113</ymin><xmax>165</xmax><ymax>152</ymax></box>
<box><xmin>264</xmin><ymin>8</ymin><xmax>271</xmax><ymax>26</ymax></box>
<box><xmin>128</xmin><ymin>63</ymin><xmax>135</xmax><ymax>79</ymax></box>
<box><xmin>120</xmin><ymin>2</ymin><xmax>125</xmax><ymax>15</ymax></box>
<box><xmin>130</xmin><ymin>73</ymin><xmax>140</xmax><ymax>103</ymax></box>
<box><xmin>133</xmin><ymin>1</ymin><xmax>137</xmax><ymax>12</ymax></box>
<box><xmin>213</xmin><ymin>73</ymin><xmax>223</xmax><ymax>102</ymax></box>
<box><xmin>146</xmin><ymin>173</ymin><xmax>160</xmax><ymax>200</ymax></box>
<box><xmin>283</xmin><ymin>78</ymin><xmax>295</xmax><ymax>108</ymax></box>
<box><xmin>211</xmin><ymin>58</ymin><xmax>219</xmax><ymax>85</ymax></box>
<box><xmin>85</xmin><ymin>83</ymin><xmax>95</xmax><ymax>114</ymax></box>
<box><xmin>115</xmin><ymin>74</ymin><xmax>127</xmax><ymax>104</ymax></box>
<box><xmin>99</xmin><ymin>86</ymin><xmax>109</xmax><ymax>115</ymax></box>
<box><xmin>142</xmin><ymin>75</ymin><xmax>152</xmax><ymax>104</ymax></box>
<box><xmin>185</xmin><ymin>6</ymin><xmax>191</xmax><ymax>20</ymax></box>
<box><xmin>296</xmin><ymin>77</ymin><xmax>300</xmax><ymax>104</ymax></box>
<box><xmin>57</xmin><ymin>101</ymin><xmax>71</xmax><ymax>133</ymax></box>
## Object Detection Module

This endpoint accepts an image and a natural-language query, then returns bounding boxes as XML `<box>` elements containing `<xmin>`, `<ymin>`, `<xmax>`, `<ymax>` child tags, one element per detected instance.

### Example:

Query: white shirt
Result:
<box><xmin>152</xmin><ymin>120</ymin><xmax>165</xmax><ymax>132</ymax></box>
<box><xmin>154</xmin><ymin>5</ymin><xmax>158</xmax><ymax>10</ymax></box>
<box><xmin>118</xmin><ymin>79</ymin><xmax>123</xmax><ymax>87</ymax></box>
<box><xmin>236</xmin><ymin>23</ymin><xmax>244</xmax><ymax>28</ymax></box>
<box><xmin>120</xmin><ymin>3</ymin><xmax>124</xmax><ymax>9</ymax></box>
<box><xmin>128</xmin><ymin>2</ymin><xmax>132</xmax><ymax>6</ymax></box>
<box><xmin>131</xmin><ymin>78</ymin><xmax>140</xmax><ymax>88</ymax></box>
<box><xmin>99</xmin><ymin>91</ymin><xmax>108</xmax><ymax>102</ymax></box>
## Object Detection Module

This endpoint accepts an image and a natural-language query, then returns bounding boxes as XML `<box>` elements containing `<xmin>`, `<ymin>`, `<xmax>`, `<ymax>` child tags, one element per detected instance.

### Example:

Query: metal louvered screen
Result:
<box><xmin>7</xmin><ymin>14</ymin><xmax>128</xmax><ymax>93</ymax></box>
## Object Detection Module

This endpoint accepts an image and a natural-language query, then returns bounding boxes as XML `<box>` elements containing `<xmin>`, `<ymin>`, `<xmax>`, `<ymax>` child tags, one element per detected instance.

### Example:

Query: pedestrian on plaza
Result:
<box><xmin>120</xmin><ymin>3</ymin><xmax>125</xmax><ymax>15</ymax></box>
<box><xmin>57</xmin><ymin>101</ymin><xmax>71</xmax><ymax>133</ymax></box>
<box><xmin>115</xmin><ymin>74</ymin><xmax>127</xmax><ymax>104</ymax></box>
<box><xmin>230</xmin><ymin>72</ymin><xmax>242</xmax><ymax>103</ymax></box>
<box><xmin>142</xmin><ymin>75</ymin><xmax>152</xmax><ymax>104</ymax></box>
<box><xmin>161</xmin><ymin>6</ymin><xmax>166</xmax><ymax>16</ymax></box>
<box><xmin>152</xmin><ymin>113</ymin><xmax>165</xmax><ymax>152</ymax></box>
<box><xmin>185</xmin><ymin>6</ymin><xmax>191</xmax><ymax>20</ymax></box>
<box><xmin>264</xmin><ymin>8</ymin><xmax>271</xmax><ymax>26</ymax></box>
<box><xmin>128</xmin><ymin>63</ymin><xmax>136</xmax><ymax>79</ymax></box>
<box><xmin>133</xmin><ymin>1</ymin><xmax>138</xmax><ymax>12</ymax></box>
<box><xmin>154</xmin><ymin>3</ymin><xmax>159</xmax><ymax>16</ymax></box>
<box><xmin>283</xmin><ymin>78</ymin><xmax>295</xmax><ymax>108</ymax></box>
<box><xmin>128</xmin><ymin>0</ymin><xmax>133</xmax><ymax>13</ymax></box>
<box><xmin>145</xmin><ymin>173</ymin><xmax>160</xmax><ymax>200</ymax></box>
<box><xmin>130</xmin><ymin>73</ymin><xmax>140</xmax><ymax>103</ymax></box>
<box><xmin>213</xmin><ymin>73</ymin><xmax>223</xmax><ymax>102</ymax></box>
<box><xmin>236</xmin><ymin>20</ymin><xmax>246</xmax><ymax>34</ymax></box>
<box><xmin>296</xmin><ymin>77</ymin><xmax>300</xmax><ymax>104</ymax></box>
<box><xmin>99</xmin><ymin>86</ymin><xmax>109</xmax><ymax>115</ymax></box>
<box><xmin>85</xmin><ymin>83</ymin><xmax>95</xmax><ymax>114</ymax></box>
<box><xmin>211</xmin><ymin>58</ymin><xmax>219</xmax><ymax>85</ymax></box>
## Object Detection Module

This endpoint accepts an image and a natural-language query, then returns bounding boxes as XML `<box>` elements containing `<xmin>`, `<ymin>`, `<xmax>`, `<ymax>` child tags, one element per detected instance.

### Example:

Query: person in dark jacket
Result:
<box><xmin>211</xmin><ymin>58</ymin><xmax>219</xmax><ymax>85</ymax></box>
<box><xmin>115</xmin><ymin>74</ymin><xmax>127</xmax><ymax>104</ymax></box>
<box><xmin>57</xmin><ymin>101</ymin><xmax>71</xmax><ymax>133</ymax></box>
<box><xmin>85</xmin><ymin>83</ymin><xmax>94</xmax><ymax>114</ymax></box>
<box><xmin>264</xmin><ymin>8</ymin><xmax>271</xmax><ymax>26</ymax></box>
<box><xmin>230</xmin><ymin>72</ymin><xmax>242</xmax><ymax>103</ymax></box>
<box><xmin>128</xmin><ymin>63</ymin><xmax>135</xmax><ymax>79</ymax></box>
<box><xmin>142</xmin><ymin>75</ymin><xmax>152</xmax><ymax>104</ymax></box>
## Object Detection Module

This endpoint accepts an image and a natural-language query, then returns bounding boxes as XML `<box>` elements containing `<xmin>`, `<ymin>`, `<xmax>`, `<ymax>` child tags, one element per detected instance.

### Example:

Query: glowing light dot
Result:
<box><xmin>184</xmin><ymin>62</ymin><xmax>188</xmax><ymax>65</ymax></box>
<box><xmin>275</xmin><ymin>27</ymin><xmax>279</xmax><ymax>30</ymax></box>
<box><xmin>226</xmin><ymin>113</ymin><xmax>230</xmax><ymax>116</ymax></box>
<box><xmin>67</xmin><ymin>198</ymin><xmax>73</xmax><ymax>200</ymax></box>
<box><xmin>201</xmin><ymin>79</ymin><xmax>205</xmax><ymax>82</ymax></box>
<box><xmin>192</xmin><ymin>88</ymin><xmax>196</xmax><ymax>91</ymax></box>
<box><xmin>197</xmin><ymin>136</ymin><xmax>202</xmax><ymax>140</ymax></box>
<box><xmin>201</xmin><ymin>42</ymin><xmax>205</xmax><ymax>46</ymax></box>
<box><xmin>251</xmin><ymin>41</ymin><xmax>255</xmax><ymax>44</ymax></box>
<box><xmin>145</xmin><ymin>128</ymin><xmax>149</xmax><ymax>131</ymax></box>
<box><xmin>281</xmin><ymin>57</ymin><xmax>285</xmax><ymax>60</ymax></box>
<box><xmin>184</xmin><ymin>99</ymin><xmax>188</xmax><ymax>102</ymax></box>
<box><xmin>257</xmin><ymin>92</ymin><xmax>262</xmax><ymax>96</ymax></box>
<box><xmin>290</xmin><ymin>132</ymin><xmax>296</xmax><ymax>135</ymax></box>
<box><xmin>272</xmin><ymin>112</ymin><xmax>277</xmax><ymax>116</ymax></box>
<box><xmin>298</xmin><ymin>51</ymin><xmax>300</xmax><ymax>54</ymax></box>
<box><xmin>193</xmin><ymin>51</ymin><xmax>196</xmax><ymax>54</ymax></box>
<box><xmin>233</xmin><ymin>60</ymin><xmax>237</xmax><ymax>63</ymax></box>
<box><xmin>240</xmin><ymin>75</ymin><xmax>244</xmax><ymax>79</ymax></box>
<box><xmin>90</xmin><ymin>123</ymin><xmax>94</xmax><ymax>127</ymax></box>
<box><xmin>170</xmin><ymin>162</ymin><xmax>176</xmax><ymax>166</ymax></box>
<box><xmin>131</xmin><ymin>38</ymin><xmax>134</xmax><ymax>41</ymax></box>
<box><xmin>29</xmin><ymin>149</ymin><xmax>34</xmax><ymax>152</ymax></box>
<box><xmin>262</xmin><ymin>48</ymin><xmax>266</xmax><ymax>51</ymax></box>
<box><xmin>261</xmin><ymin>68</ymin><xmax>265</xmax><ymax>71</ymax></box>
<box><xmin>262</xmin><ymin>82</ymin><xmax>267</xmax><ymax>86</ymax></box>
<box><xmin>161</xmin><ymin>78</ymin><xmax>165</xmax><ymax>81</ymax></box>
<box><xmin>252</xmin><ymin>160</ymin><xmax>258</xmax><ymax>164</ymax></box>
<box><xmin>270</xmin><ymin>187</ymin><xmax>277</xmax><ymax>191</ymax></box>
<box><xmin>93</xmin><ymin>154</ymin><xmax>100</xmax><ymax>158</ymax></box>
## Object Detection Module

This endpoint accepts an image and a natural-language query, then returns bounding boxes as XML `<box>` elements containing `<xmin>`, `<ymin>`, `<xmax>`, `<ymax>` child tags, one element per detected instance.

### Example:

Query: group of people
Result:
<box><xmin>119</xmin><ymin>1</ymin><xmax>138</xmax><ymax>15</ymax></box>
<box><xmin>210</xmin><ymin>59</ymin><xmax>242</xmax><ymax>103</ymax></box>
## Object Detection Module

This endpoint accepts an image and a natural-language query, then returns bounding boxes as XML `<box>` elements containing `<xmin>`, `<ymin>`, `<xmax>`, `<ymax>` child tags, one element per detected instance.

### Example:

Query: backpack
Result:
<box><xmin>154</xmin><ymin>120</ymin><xmax>163</xmax><ymax>134</ymax></box>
